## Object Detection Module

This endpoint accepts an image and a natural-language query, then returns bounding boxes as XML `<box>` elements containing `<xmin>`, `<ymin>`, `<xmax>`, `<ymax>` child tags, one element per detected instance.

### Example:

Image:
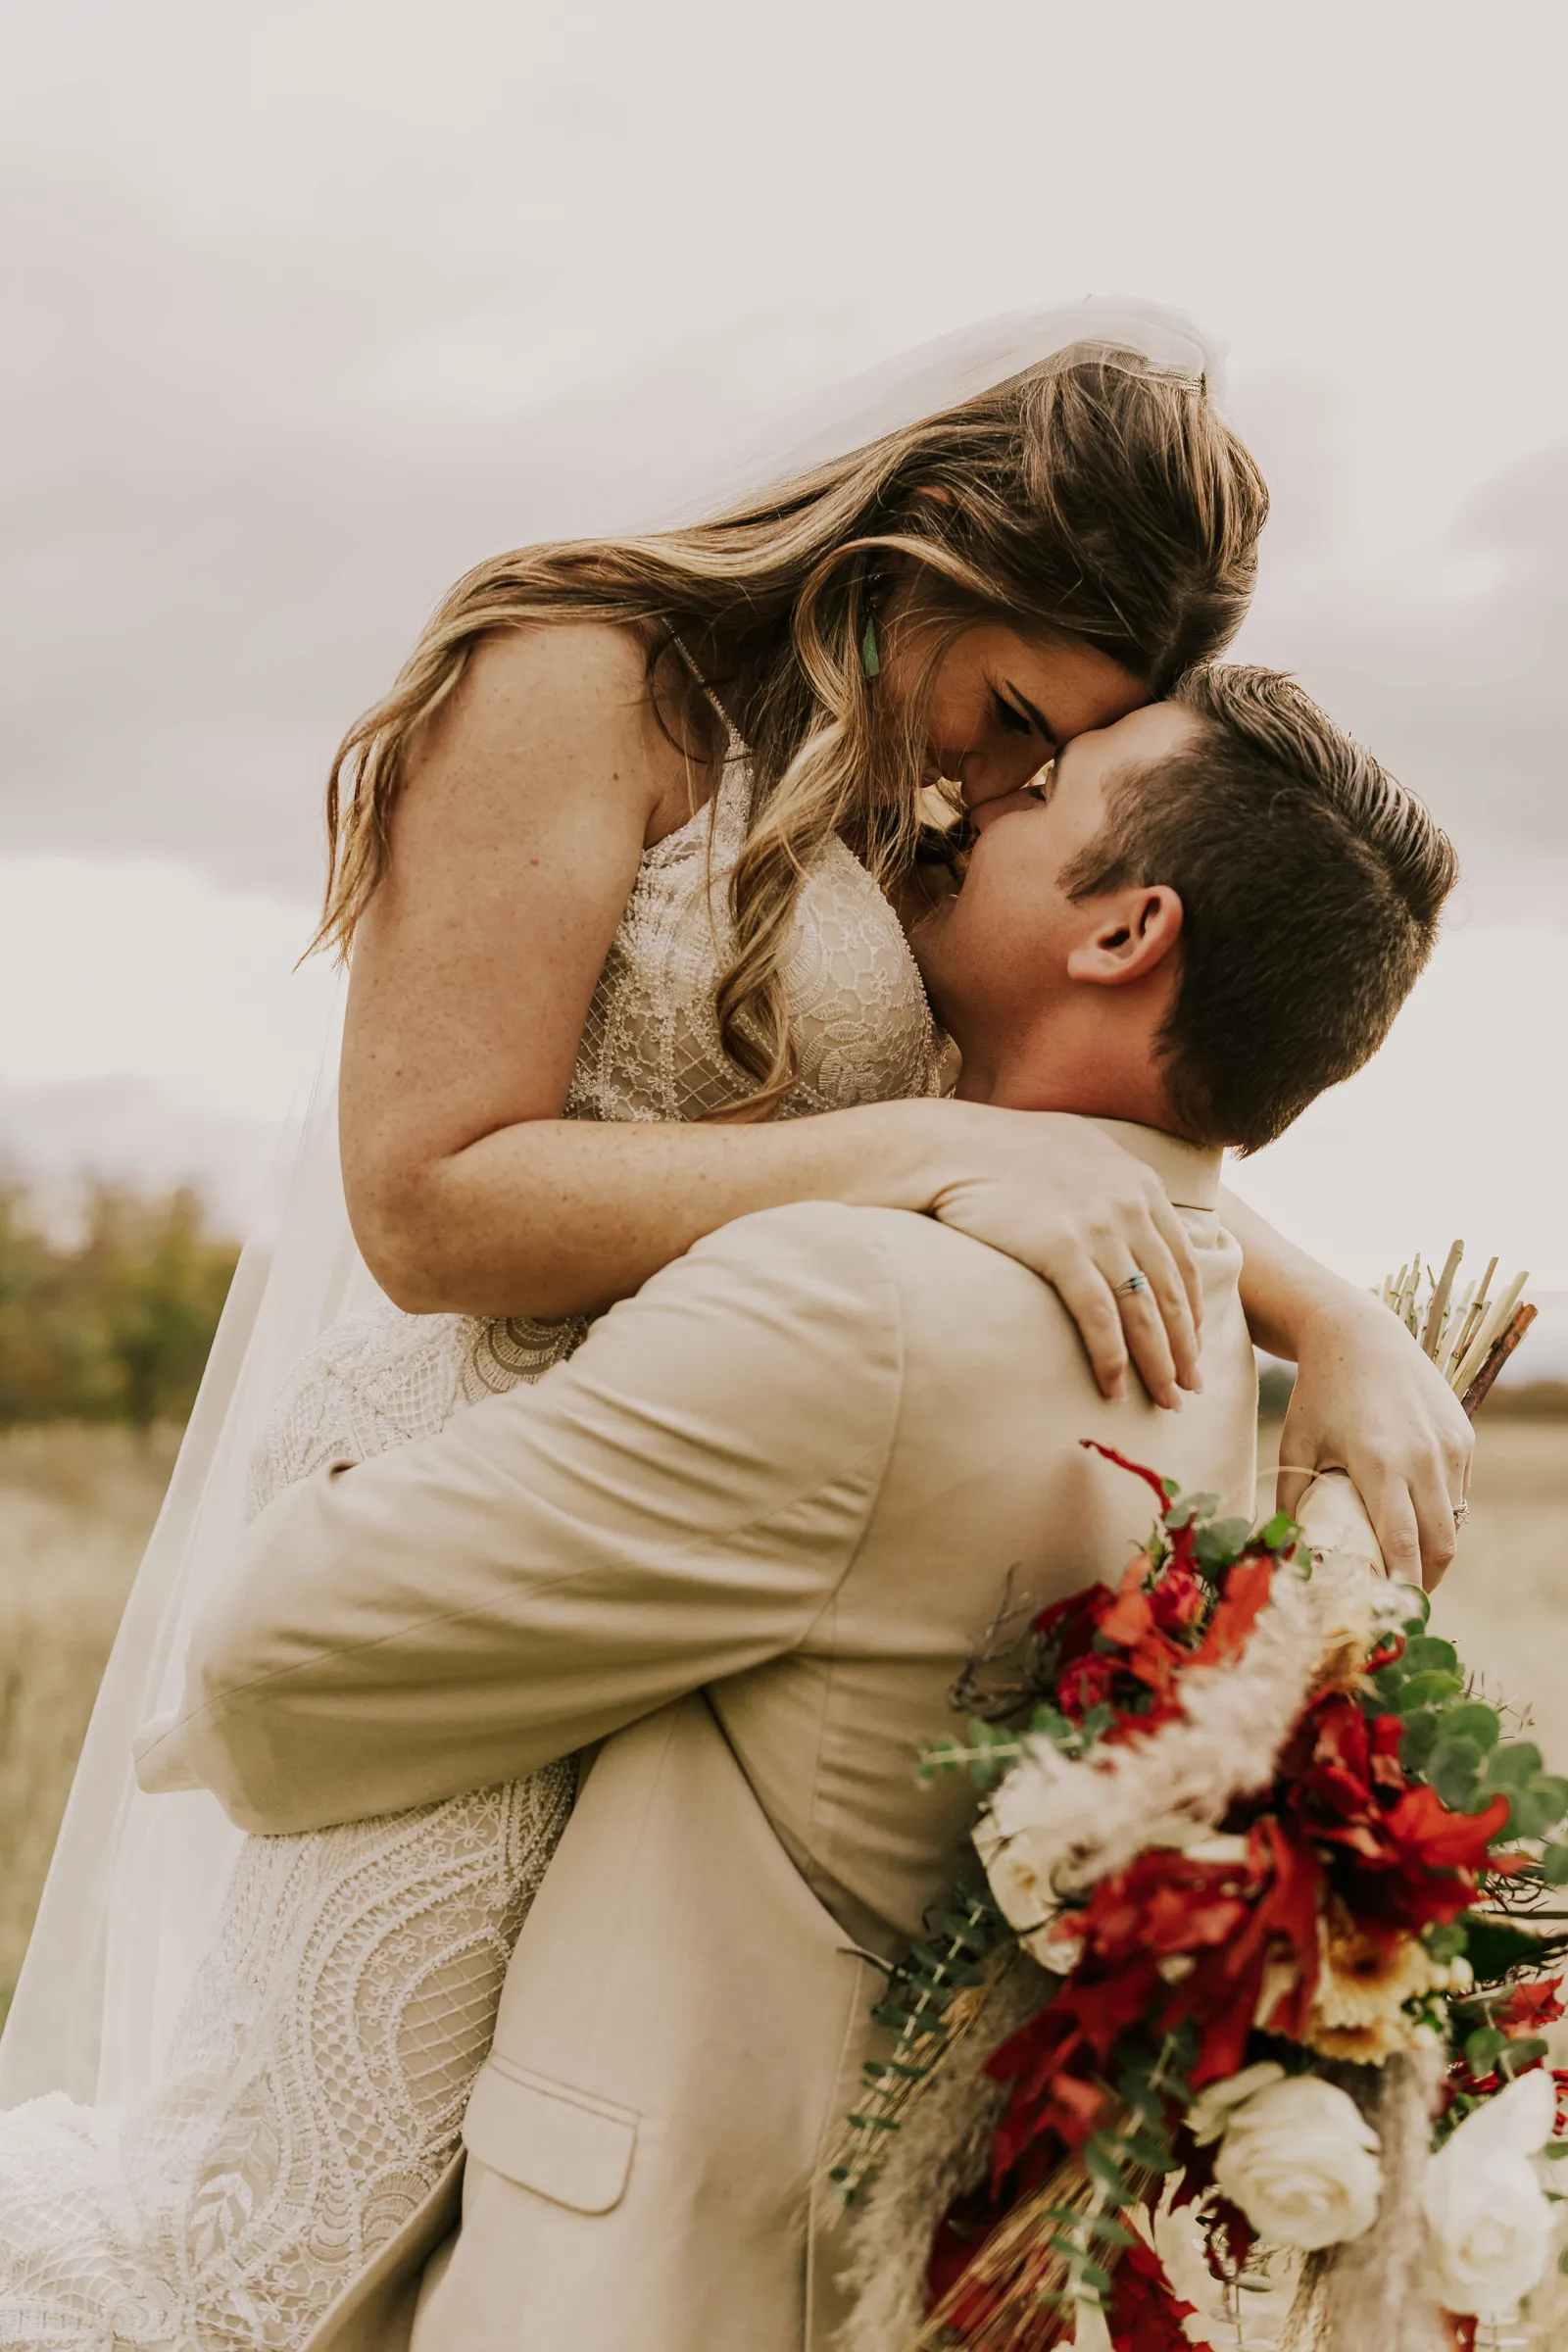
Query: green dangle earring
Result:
<box><xmin>860</xmin><ymin>610</ymin><xmax>881</xmax><ymax>680</ymax></box>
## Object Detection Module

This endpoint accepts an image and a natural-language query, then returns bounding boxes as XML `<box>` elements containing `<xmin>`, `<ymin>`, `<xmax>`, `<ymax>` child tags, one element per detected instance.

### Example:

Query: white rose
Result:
<box><xmin>1212</xmin><ymin>2076</ymin><xmax>1382</xmax><ymax>2250</ymax></box>
<box><xmin>1185</xmin><ymin>2062</ymin><xmax>1287</xmax><ymax>2147</ymax></box>
<box><xmin>974</xmin><ymin>1776</ymin><xmax>1081</xmax><ymax>1970</ymax></box>
<box><xmin>1423</xmin><ymin>2071</ymin><xmax>1557</xmax><ymax>2317</ymax></box>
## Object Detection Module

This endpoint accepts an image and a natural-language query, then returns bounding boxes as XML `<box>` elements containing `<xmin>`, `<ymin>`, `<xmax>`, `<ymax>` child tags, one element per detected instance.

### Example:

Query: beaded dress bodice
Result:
<box><xmin>0</xmin><ymin>765</ymin><xmax>945</xmax><ymax>2351</ymax></box>
<box><xmin>246</xmin><ymin>763</ymin><xmax>943</xmax><ymax>1497</ymax></box>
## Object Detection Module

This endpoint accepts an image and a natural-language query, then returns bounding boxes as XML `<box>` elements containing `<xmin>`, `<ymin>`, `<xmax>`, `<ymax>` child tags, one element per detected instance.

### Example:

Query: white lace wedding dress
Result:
<box><xmin>0</xmin><ymin>765</ymin><xmax>945</xmax><ymax>2351</ymax></box>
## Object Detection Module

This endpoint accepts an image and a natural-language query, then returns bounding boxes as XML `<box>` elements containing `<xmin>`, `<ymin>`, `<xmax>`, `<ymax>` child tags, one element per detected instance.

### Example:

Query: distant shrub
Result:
<box><xmin>0</xmin><ymin>1182</ymin><xmax>238</xmax><ymax>1432</ymax></box>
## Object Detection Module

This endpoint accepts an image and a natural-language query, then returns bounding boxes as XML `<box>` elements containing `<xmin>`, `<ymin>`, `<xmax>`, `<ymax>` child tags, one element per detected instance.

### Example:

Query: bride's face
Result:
<box><xmin>880</xmin><ymin>611</ymin><xmax>1149</xmax><ymax>808</ymax></box>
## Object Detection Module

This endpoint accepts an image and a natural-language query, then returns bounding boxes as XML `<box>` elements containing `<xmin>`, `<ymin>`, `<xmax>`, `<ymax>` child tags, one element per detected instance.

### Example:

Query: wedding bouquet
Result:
<box><xmin>836</xmin><ymin>1251</ymin><xmax>1560</xmax><ymax>2352</ymax></box>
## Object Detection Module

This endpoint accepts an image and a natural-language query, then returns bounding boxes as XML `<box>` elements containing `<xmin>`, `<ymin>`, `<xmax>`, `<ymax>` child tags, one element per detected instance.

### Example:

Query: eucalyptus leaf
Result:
<box><xmin>1465</xmin><ymin>2024</ymin><xmax>1507</xmax><ymax>2072</ymax></box>
<box><xmin>1424</xmin><ymin>1921</ymin><xmax>1468</xmax><ymax>1964</ymax></box>
<box><xmin>1403</xmin><ymin>1636</ymin><xmax>1460</xmax><ymax>1675</ymax></box>
<box><xmin>1085</xmin><ymin>2142</ymin><xmax>1130</xmax><ymax>2199</ymax></box>
<box><xmin>1400</xmin><ymin>1712</ymin><xmax>1442</xmax><ymax>1773</ymax></box>
<box><xmin>1441</xmin><ymin>1702</ymin><xmax>1501</xmax><ymax>1752</ymax></box>
<box><xmin>1195</xmin><ymin>1518</ymin><xmax>1252</xmax><ymax>1568</ymax></box>
<box><xmin>1399</xmin><ymin>1670</ymin><xmax>1467</xmax><ymax>1709</ymax></box>
<box><xmin>1504</xmin><ymin>1784</ymin><xmax>1567</xmax><ymax>1840</ymax></box>
<box><xmin>1486</xmin><ymin>1744</ymin><xmax>1545</xmax><ymax>1789</ymax></box>
<box><xmin>1031</xmin><ymin>1703</ymin><xmax>1075</xmax><ymax>1743</ymax></box>
<box><xmin>1430</xmin><ymin>1743</ymin><xmax>1484</xmax><ymax>1810</ymax></box>
<box><xmin>1165</xmin><ymin>1493</ymin><xmax>1218</xmax><ymax>1528</ymax></box>
<box><xmin>1531</xmin><ymin>1775</ymin><xmax>1568</xmax><ymax>1827</ymax></box>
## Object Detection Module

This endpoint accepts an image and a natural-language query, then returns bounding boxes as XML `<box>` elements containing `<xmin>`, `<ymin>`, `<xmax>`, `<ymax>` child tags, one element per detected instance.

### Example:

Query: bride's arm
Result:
<box><xmin>339</xmin><ymin>625</ymin><xmax>1202</xmax><ymax>1411</ymax></box>
<box><xmin>1221</xmin><ymin>1188</ymin><xmax>1473</xmax><ymax>1589</ymax></box>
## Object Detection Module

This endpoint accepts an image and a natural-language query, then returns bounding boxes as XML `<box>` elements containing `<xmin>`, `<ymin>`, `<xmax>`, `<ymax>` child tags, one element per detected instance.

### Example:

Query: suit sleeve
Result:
<box><xmin>134</xmin><ymin>1204</ymin><xmax>904</xmax><ymax>1834</ymax></box>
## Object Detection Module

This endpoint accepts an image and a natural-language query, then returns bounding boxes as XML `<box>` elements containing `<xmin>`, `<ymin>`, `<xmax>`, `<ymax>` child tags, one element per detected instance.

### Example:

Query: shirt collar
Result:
<box><xmin>1081</xmin><ymin>1117</ymin><xmax>1223</xmax><ymax>1213</ymax></box>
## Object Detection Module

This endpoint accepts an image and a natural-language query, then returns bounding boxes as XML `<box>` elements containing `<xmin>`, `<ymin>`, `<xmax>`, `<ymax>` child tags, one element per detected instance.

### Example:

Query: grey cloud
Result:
<box><xmin>0</xmin><ymin>162</ymin><xmax>853</xmax><ymax>892</ymax></box>
<box><xmin>1230</xmin><ymin>371</ymin><xmax>1568</xmax><ymax>894</ymax></box>
<box><xmin>1</xmin><ymin>171</ymin><xmax>1563</xmax><ymax>907</ymax></box>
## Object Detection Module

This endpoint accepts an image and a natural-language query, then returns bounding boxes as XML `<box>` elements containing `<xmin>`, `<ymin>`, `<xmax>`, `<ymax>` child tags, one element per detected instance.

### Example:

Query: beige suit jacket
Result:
<box><xmin>138</xmin><ymin>1122</ymin><xmax>1257</xmax><ymax>2352</ymax></box>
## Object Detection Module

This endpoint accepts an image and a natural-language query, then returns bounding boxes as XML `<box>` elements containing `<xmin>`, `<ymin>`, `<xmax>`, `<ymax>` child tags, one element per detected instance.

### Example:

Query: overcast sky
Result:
<box><xmin>2</xmin><ymin>0</ymin><xmax>1565</xmax><ymax>1301</ymax></box>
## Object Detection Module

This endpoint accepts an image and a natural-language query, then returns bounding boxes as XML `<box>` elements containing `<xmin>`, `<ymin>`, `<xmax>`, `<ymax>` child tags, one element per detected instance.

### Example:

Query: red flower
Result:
<box><xmin>1030</xmin><ymin>1586</ymin><xmax>1104</xmax><ymax>1661</ymax></box>
<box><xmin>1057</xmin><ymin>1648</ymin><xmax>1128</xmax><ymax>1721</ymax></box>
<box><xmin>1097</xmin><ymin>1554</ymin><xmax>1159</xmax><ymax>1650</ymax></box>
<box><xmin>1081</xmin><ymin>1439</ymin><xmax>1173</xmax><ymax>1509</ymax></box>
<box><xmin>1190</xmin><ymin>1551</ymin><xmax>1276</xmax><ymax>1668</ymax></box>
<box><xmin>1079</xmin><ymin>1848</ymin><xmax>1260</xmax><ymax>1968</ymax></box>
<box><xmin>1495</xmin><ymin>1978</ymin><xmax>1566</xmax><ymax>2035</ymax></box>
<box><xmin>1203</xmin><ymin>2197</ymin><xmax>1254</xmax><ymax>2282</ymax></box>
<box><xmin>984</xmin><ymin>2007</ymin><xmax>1112</xmax><ymax>2180</ymax></box>
<box><xmin>1179</xmin><ymin>1816</ymin><xmax>1323</xmax><ymax>2082</ymax></box>
<box><xmin>1298</xmin><ymin>1694</ymin><xmax>1380</xmax><ymax>1823</ymax></box>
<box><xmin>1378</xmin><ymin>1785</ymin><xmax>1510</xmax><ymax>1926</ymax></box>
<box><xmin>1368</xmin><ymin>1713</ymin><xmax>1408</xmax><ymax>1792</ymax></box>
<box><xmin>1280</xmin><ymin>1692</ymin><xmax>1507</xmax><ymax>1932</ymax></box>
<box><xmin>1149</xmin><ymin>1556</ymin><xmax>1208</xmax><ymax>1637</ymax></box>
<box><xmin>1105</xmin><ymin>2235</ymin><xmax>1200</xmax><ymax>2351</ymax></box>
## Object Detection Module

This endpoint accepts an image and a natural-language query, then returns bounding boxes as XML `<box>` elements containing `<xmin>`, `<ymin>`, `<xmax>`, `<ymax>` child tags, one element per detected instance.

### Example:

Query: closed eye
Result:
<box><xmin>993</xmin><ymin>692</ymin><xmax>1035</xmax><ymax>737</ymax></box>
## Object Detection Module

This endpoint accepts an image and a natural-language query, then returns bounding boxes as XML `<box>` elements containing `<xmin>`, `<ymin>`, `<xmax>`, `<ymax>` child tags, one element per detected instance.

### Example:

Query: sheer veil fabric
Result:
<box><xmin>0</xmin><ymin>296</ymin><xmax>1226</xmax><ymax>2114</ymax></box>
<box><xmin>0</xmin><ymin>995</ymin><xmax>385</xmax><ymax>2107</ymax></box>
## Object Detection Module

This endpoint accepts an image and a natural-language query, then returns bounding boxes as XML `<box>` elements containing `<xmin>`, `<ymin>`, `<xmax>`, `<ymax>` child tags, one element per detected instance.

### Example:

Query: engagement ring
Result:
<box><xmin>1114</xmin><ymin>1272</ymin><xmax>1150</xmax><ymax>1298</ymax></box>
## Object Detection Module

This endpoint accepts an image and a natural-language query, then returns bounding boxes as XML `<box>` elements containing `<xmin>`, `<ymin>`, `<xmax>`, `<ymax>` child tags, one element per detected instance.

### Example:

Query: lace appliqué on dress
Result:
<box><xmin>0</xmin><ymin>763</ymin><xmax>946</xmax><ymax>2349</ymax></box>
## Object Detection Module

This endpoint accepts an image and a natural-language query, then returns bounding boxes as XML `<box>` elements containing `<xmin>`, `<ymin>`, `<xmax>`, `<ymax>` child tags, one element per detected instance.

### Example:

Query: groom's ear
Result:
<box><xmin>1064</xmin><ymin>885</ymin><xmax>1184</xmax><ymax>987</ymax></box>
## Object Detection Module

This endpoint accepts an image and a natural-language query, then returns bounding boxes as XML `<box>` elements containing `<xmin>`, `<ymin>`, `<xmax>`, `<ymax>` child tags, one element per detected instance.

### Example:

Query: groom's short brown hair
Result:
<box><xmin>1064</xmin><ymin>664</ymin><xmax>1457</xmax><ymax>1153</ymax></box>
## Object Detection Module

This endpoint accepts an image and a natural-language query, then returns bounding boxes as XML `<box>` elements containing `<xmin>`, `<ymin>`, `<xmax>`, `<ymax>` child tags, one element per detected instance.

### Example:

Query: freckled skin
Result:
<box><xmin>337</xmin><ymin>614</ymin><xmax>1150</xmax><ymax>1316</ymax></box>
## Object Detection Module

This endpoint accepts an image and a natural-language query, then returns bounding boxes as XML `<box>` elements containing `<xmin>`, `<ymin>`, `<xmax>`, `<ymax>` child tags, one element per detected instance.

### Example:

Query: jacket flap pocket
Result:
<box><xmin>463</xmin><ymin>2058</ymin><xmax>639</xmax><ymax>2215</ymax></box>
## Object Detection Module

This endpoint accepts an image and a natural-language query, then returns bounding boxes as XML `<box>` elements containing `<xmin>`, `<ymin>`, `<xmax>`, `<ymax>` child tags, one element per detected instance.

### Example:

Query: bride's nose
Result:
<box><xmin>968</xmin><ymin>788</ymin><xmax>1041</xmax><ymax>835</ymax></box>
<box><xmin>959</xmin><ymin>751</ymin><xmax>1052</xmax><ymax>810</ymax></box>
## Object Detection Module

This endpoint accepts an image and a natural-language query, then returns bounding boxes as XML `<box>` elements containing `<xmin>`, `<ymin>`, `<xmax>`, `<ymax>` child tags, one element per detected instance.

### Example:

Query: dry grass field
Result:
<box><xmin>0</xmin><ymin>1413</ymin><xmax>1565</xmax><ymax>2032</ymax></box>
<box><xmin>0</xmin><ymin>1423</ymin><xmax>179</xmax><ymax>2025</ymax></box>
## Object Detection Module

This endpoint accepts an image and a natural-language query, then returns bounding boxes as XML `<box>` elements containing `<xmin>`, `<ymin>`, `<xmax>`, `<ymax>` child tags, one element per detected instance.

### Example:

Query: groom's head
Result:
<box><xmin>914</xmin><ymin>664</ymin><xmax>1457</xmax><ymax>1152</ymax></box>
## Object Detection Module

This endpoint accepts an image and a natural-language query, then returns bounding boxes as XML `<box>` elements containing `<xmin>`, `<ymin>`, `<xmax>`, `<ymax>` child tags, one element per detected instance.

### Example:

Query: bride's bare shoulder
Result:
<box><xmin>448</xmin><ymin>618</ymin><xmax>657</xmax><ymax>739</ymax></box>
<box><xmin>419</xmin><ymin>619</ymin><xmax>717</xmax><ymax>825</ymax></box>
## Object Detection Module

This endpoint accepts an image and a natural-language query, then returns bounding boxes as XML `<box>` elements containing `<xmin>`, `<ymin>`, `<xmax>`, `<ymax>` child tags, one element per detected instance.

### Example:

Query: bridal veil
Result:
<box><xmin>0</xmin><ymin>296</ymin><xmax>1225</xmax><ymax>2112</ymax></box>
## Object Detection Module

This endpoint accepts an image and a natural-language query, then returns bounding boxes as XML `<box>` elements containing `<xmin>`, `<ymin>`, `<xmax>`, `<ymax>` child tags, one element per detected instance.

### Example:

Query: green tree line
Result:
<box><xmin>0</xmin><ymin>1181</ymin><xmax>238</xmax><ymax>1431</ymax></box>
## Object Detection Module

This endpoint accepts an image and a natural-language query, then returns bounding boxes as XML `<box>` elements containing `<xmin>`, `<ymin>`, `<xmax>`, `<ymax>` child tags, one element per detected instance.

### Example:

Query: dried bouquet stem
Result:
<box><xmin>1380</xmin><ymin>1241</ymin><xmax>1535</xmax><ymax>1419</ymax></box>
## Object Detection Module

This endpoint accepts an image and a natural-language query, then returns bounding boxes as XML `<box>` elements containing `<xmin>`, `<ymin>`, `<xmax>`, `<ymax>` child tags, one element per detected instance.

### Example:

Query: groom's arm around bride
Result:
<box><xmin>138</xmin><ymin>675</ymin><xmax>1457</xmax><ymax>2352</ymax></box>
<box><xmin>143</xmin><ymin>1156</ymin><xmax>1257</xmax><ymax>2352</ymax></box>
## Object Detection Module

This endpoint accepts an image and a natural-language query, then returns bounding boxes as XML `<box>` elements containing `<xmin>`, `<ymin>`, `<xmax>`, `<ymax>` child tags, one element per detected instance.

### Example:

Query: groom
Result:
<box><xmin>140</xmin><ymin>665</ymin><xmax>1455</xmax><ymax>2352</ymax></box>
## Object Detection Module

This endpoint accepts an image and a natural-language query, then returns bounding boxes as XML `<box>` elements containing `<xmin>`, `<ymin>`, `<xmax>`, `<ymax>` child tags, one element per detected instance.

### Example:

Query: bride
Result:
<box><xmin>0</xmin><ymin>305</ymin><xmax>1471</xmax><ymax>2350</ymax></box>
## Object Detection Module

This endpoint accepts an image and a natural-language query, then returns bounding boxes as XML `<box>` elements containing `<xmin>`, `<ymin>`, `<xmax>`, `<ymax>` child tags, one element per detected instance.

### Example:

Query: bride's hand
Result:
<box><xmin>882</xmin><ymin>1102</ymin><xmax>1203</xmax><ymax>1410</ymax></box>
<box><xmin>1274</xmin><ymin>1294</ymin><xmax>1473</xmax><ymax>1592</ymax></box>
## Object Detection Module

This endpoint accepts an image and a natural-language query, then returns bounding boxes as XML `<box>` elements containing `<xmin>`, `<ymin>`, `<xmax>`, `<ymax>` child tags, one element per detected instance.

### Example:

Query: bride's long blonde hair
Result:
<box><xmin>318</xmin><ymin>346</ymin><xmax>1268</xmax><ymax>1114</ymax></box>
